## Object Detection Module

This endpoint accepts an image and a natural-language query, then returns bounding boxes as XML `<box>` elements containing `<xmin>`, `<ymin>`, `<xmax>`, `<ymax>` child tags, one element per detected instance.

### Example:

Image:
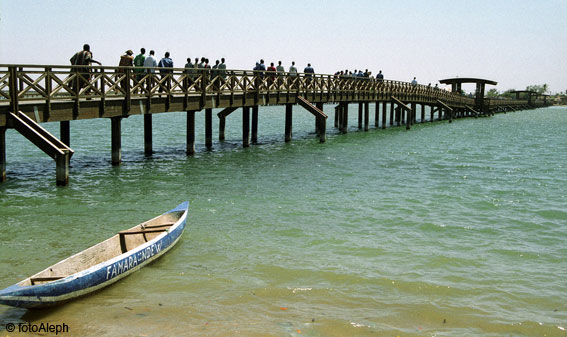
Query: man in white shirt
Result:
<box><xmin>143</xmin><ymin>50</ymin><xmax>158</xmax><ymax>73</ymax></box>
<box><xmin>289</xmin><ymin>61</ymin><xmax>297</xmax><ymax>76</ymax></box>
<box><xmin>143</xmin><ymin>50</ymin><xmax>158</xmax><ymax>89</ymax></box>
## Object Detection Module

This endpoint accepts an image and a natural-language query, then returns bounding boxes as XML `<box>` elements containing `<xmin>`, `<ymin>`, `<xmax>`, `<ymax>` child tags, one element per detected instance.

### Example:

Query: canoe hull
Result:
<box><xmin>0</xmin><ymin>202</ymin><xmax>188</xmax><ymax>309</ymax></box>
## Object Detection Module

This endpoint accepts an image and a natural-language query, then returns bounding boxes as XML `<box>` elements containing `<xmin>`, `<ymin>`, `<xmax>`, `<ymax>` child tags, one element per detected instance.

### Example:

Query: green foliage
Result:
<box><xmin>500</xmin><ymin>89</ymin><xmax>516</xmax><ymax>98</ymax></box>
<box><xmin>525</xmin><ymin>84</ymin><xmax>549</xmax><ymax>94</ymax></box>
<box><xmin>486</xmin><ymin>88</ymin><xmax>500</xmax><ymax>98</ymax></box>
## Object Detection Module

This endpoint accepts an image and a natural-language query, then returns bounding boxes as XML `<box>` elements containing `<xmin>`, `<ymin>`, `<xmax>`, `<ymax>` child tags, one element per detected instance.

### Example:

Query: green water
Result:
<box><xmin>0</xmin><ymin>105</ymin><xmax>566</xmax><ymax>336</ymax></box>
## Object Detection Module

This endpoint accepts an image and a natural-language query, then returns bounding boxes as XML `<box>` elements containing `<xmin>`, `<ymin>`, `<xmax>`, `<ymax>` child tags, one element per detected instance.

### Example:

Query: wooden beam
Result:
<box><xmin>217</xmin><ymin>107</ymin><xmax>238</xmax><ymax>119</ymax></box>
<box><xmin>144</xmin><ymin>114</ymin><xmax>152</xmax><ymax>155</ymax></box>
<box><xmin>186</xmin><ymin>110</ymin><xmax>195</xmax><ymax>155</ymax></box>
<box><xmin>334</xmin><ymin>104</ymin><xmax>340</xmax><ymax>128</ymax></box>
<box><xmin>391</xmin><ymin>96</ymin><xmax>412</xmax><ymax>112</ymax></box>
<box><xmin>252</xmin><ymin>105</ymin><xmax>258</xmax><ymax>144</ymax></box>
<box><xmin>285</xmin><ymin>103</ymin><xmax>292</xmax><ymax>142</ymax></box>
<box><xmin>341</xmin><ymin>102</ymin><xmax>348</xmax><ymax>134</ymax></box>
<box><xmin>111</xmin><ymin>117</ymin><xmax>122</xmax><ymax>166</ymax></box>
<box><xmin>0</xmin><ymin>127</ymin><xmax>6</xmax><ymax>182</ymax></box>
<box><xmin>56</xmin><ymin>153</ymin><xmax>70</xmax><ymax>186</ymax></box>
<box><xmin>60</xmin><ymin>120</ymin><xmax>70</xmax><ymax>147</ymax></box>
<box><xmin>436</xmin><ymin>100</ymin><xmax>453</xmax><ymax>122</ymax></box>
<box><xmin>375</xmin><ymin>101</ymin><xmax>379</xmax><ymax>127</ymax></box>
<box><xmin>296</xmin><ymin>96</ymin><xmax>327</xmax><ymax>119</ymax></box>
<box><xmin>465</xmin><ymin>105</ymin><xmax>479</xmax><ymax>118</ymax></box>
<box><xmin>389</xmin><ymin>100</ymin><xmax>394</xmax><ymax>126</ymax></box>
<box><xmin>217</xmin><ymin>107</ymin><xmax>237</xmax><ymax>142</ymax></box>
<box><xmin>358</xmin><ymin>102</ymin><xmax>363</xmax><ymax>129</ymax></box>
<box><xmin>382</xmin><ymin>101</ymin><xmax>387</xmax><ymax>129</ymax></box>
<box><xmin>315</xmin><ymin>102</ymin><xmax>326</xmax><ymax>142</ymax></box>
<box><xmin>219</xmin><ymin>116</ymin><xmax>225</xmax><ymax>141</ymax></box>
<box><xmin>9</xmin><ymin>112</ymin><xmax>68</xmax><ymax>160</ymax></box>
<box><xmin>364</xmin><ymin>102</ymin><xmax>369</xmax><ymax>131</ymax></box>
<box><xmin>243</xmin><ymin>106</ymin><xmax>250</xmax><ymax>147</ymax></box>
<box><xmin>205</xmin><ymin>108</ymin><xmax>212</xmax><ymax>150</ymax></box>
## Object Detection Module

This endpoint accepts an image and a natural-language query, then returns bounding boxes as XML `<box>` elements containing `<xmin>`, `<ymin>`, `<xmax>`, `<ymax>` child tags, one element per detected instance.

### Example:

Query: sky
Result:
<box><xmin>1</xmin><ymin>0</ymin><xmax>566</xmax><ymax>94</ymax></box>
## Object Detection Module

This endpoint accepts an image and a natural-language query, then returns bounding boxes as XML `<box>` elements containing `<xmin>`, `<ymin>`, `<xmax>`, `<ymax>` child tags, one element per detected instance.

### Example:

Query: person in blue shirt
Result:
<box><xmin>304</xmin><ymin>63</ymin><xmax>314</xmax><ymax>75</ymax></box>
<box><xmin>376</xmin><ymin>70</ymin><xmax>384</xmax><ymax>81</ymax></box>
<box><xmin>158</xmin><ymin>52</ymin><xmax>173</xmax><ymax>93</ymax></box>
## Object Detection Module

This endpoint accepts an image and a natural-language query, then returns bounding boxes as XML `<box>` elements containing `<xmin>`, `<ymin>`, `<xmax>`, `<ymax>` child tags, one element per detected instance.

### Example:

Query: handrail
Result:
<box><xmin>0</xmin><ymin>64</ymin><xmax>548</xmax><ymax>111</ymax></box>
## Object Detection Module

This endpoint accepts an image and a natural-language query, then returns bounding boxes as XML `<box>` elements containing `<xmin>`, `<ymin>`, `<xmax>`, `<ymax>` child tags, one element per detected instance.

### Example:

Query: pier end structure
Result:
<box><xmin>439</xmin><ymin>78</ymin><xmax>497</xmax><ymax>114</ymax></box>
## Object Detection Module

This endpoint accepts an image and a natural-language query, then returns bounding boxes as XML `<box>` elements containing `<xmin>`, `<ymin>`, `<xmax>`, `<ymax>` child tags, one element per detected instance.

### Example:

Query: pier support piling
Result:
<box><xmin>382</xmin><ymin>101</ymin><xmax>387</xmax><ymax>129</ymax></box>
<box><xmin>341</xmin><ymin>103</ymin><xmax>348</xmax><ymax>134</ymax></box>
<box><xmin>375</xmin><ymin>102</ymin><xmax>380</xmax><ymax>127</ymax></box>
<box><xmin>144</xmin><ymin>114</ymin><xmax>152</xmax><ymax>156</ymax></box>
<box><xmin>219</xmin><ymin>116</ymin><xmax>225</xmax><ymax>141</ymax></box>
<box><xmin>55</xmin><ymin>153</ymin><xmax>70</xmax><ymax>186</ymax></box>
<box><xmin>0</xmin><ymin>127</ymin><xmax>5</xmax><ymax>182</ymax></box>
<box><xmin>252</xmin><ymin>105</ymin><xmax>258</xmax><ymax>144</ymax></box>
<box><xmin>243</xmin><ymin>106</ymin><xmax>250</xmax><ymax>147</ymax></box>
<box><xmin>316</xmin><ymin>102</ymin><xmax>326</xmax><ymax>142</ymax></box>
<box><xmin>111</xmin><ymin>117</ymin><xmax>122</xmax><ymax>166</ymax></box>
<box><xmin>186</xmin><ymin>110</ymin><xmax>195</xmax><ymax>155</ymax></box>
<box><xmin>285</xmin><ymin>103</ymin><xmax>292</xmax><ymax>142</ymax></box>
<box><xmin>364</xmin><ymin>102</ymin><xmax>369</xmax><ymax>131</ymax></box>
<box><xmin>205</xmin><ymin>108</ymin><xmax>213</xmax><ymax>150</ymax></box>
<box><xmin>358</xmin><ymin>102</ymin><xmax>363</xmax><ymax>129</ymax></box>
<box><xmin>60</xmin><ymin>121</ymin><xmax>70</xmax><ymax>147</ymax></box>
<box><xmin>334</xmin><ymin>105</ymin><xmax>339</xmax><ymax>128</ymax></box>
<box><xmin>390</xmin><ymin>101</ymin><xmax>394</xmax><ymax>126</ymax></box>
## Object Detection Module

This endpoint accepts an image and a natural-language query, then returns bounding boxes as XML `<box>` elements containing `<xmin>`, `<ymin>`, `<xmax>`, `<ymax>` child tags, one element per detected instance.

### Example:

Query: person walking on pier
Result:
<box><xmin>288</xmin><ymin>61</ymin><xmax>298</xmax><ymax>88</ymax></box>
<box><xmin>276</xmin><ymin>60</ymin><xmax>285</xmax><ymax>86</ymax></box>
<box><xmin>289</xmin><ymin>61</ymin><xmax>297</xmax><ymax>75</ymax></box>
<box><xmin>184</xmin><ymin>57</ymin><xmax>194</xmax><ymax>89</ymax></box>
<box><xmin>212</xmin><ymin>60</ymin><xmax>220</xmax><ymax>90</ymax></box>
<box><xmin>143</xmin><ymin>50</ymin><xmax>158</xmax><ymax>73</ymax></box>
<box><xmin>376</xmin><ymin>70</ymin><xmax>384</xmax><ymax>82</ymax></box>
<box><xmin>70</xmin><ymin>44</ymin><xmax>101</xmax><ymax>94</ymax></box>
<box><xmin>133</xmin><ymin>48</ymin><xmax>146</xmax><ymax>92</ymax></box>
<box><xmin>304</xmin><ymin>63</ymin><xmax>314</xmax><ymax>76</ymax></box>
<box><xmin>267</xmin><ymin>62</ymin><xmax>277</xmax><ymax>86</ymax></box>
<box><xmin>117</xmin><ymin>50</ymin><xmax>134</xmax><ymax>92</ymax></box>
<box><xmin>158</xmin><ymin>52</ymin><xmax>173</xmax><ymax>94</ymax></box>
<box><xmin>304</xmin><ymin>63</ymin><xmax>314</xmax><ymax>85</ymax></box>
<box><xmin>143</xmin><ymin>50</ymin><xmax>158</xmax><ymax>90</ymax></box>
<box><xmin>218</xmin><ymin>57</ymin><xmax>227</xmax><ymax>82</ymax></box>
<box><xmin>411</xmin><ymin>77</ymin><xmax>417</xmax><ymax>86</ymax></box>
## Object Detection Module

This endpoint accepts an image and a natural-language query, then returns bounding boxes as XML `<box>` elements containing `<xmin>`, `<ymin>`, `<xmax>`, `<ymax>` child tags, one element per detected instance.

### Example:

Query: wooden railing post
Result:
<box><xmin>124</xmin><ymin>68</ymin><xmax>131</xmax><ymax>114</ymax></box>
<box><xmin>44</xmin><ymin>67</ymin><xmax>52</xmax><ymax>121</ymax></box>
<box><xmin>8</xmin><ymin>66</ymin><xmax>19</xmax><ymax>113</ymax></box>
<box><xmin>73</xmin><ymin>66</ymin><xmax>80</xmax><ymax>117</ymax></box>
<box><xmin>201</xmin><ymin>69</ymin><xmax>207</xmax><ymax>109</ymax></box>
<box><xmin>0</xmin><ymin>127</ymin><xmax>6</xmax><ymax>182</ymax></box>
<box><xmin>111</xmin><ymin>117</ymin><xmax>122</xmax><ymax>166</ymax></box>
<box><xmin>99</xmin><ymin>68</ymin><xmax>106</xmax><ymax>117</ymax></box>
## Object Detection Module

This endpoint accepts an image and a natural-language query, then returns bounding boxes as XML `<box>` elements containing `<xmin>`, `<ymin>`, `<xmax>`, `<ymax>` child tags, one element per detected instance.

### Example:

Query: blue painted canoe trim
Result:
<box><xmin>0</xmin><ymin>201</ymin><xmax>189</xmax><ymax>308</ymax></box>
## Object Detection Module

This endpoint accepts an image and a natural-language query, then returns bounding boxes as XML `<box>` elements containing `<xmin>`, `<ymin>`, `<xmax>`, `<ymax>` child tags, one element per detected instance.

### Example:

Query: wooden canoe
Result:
<box><xmin>0</xmin><ymin>202</ymin><xmax>189</xmax><ymax>309</ymax></box>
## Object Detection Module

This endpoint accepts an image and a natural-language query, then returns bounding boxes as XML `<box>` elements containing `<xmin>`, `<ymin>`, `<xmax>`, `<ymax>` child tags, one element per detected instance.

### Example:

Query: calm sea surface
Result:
<box><xmin>0</xmin><ymin>105</ymin><xmax>565</xmax><ymax>336</ymax></box>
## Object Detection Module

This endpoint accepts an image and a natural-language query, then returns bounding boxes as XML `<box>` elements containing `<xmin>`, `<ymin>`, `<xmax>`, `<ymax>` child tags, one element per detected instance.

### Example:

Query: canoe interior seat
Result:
<box><xmin>30</xmin><ymin>276</ymin><xmax>65</xmax><ymax>285</ymax></box>
<box><xmin>118</xmin><ymin>223</ymin><xmax>174</xmax><ymax>254</ymax></box>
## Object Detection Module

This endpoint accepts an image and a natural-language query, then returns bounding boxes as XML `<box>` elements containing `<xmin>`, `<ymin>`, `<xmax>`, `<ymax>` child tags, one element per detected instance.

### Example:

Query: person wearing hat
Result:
<box><xmin>118</xmin><ymin>49</ymin><xmax>134</xmax><ymax>91</ymax></box>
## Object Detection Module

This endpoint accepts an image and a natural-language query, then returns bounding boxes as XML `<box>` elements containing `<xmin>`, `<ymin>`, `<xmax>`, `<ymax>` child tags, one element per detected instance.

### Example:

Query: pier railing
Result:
<box><xmin>0</xmin><ymin>64</ymin><xmax>514</xmax><ymax>109</ymax></box>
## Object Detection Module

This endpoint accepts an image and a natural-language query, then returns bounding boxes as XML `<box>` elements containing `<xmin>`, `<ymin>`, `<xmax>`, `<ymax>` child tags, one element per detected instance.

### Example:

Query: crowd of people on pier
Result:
<box><xmin>69</xmin><ymin>44</ymin><xmax>442</xmax><ymax>92</ymax></box>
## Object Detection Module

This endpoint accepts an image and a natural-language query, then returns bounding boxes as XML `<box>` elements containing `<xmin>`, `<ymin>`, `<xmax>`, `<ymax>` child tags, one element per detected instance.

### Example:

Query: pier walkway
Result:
<box><xmin>0</xmin><ymin>64</ymin><xmax>550</xmax><ymax>185</ymax></box>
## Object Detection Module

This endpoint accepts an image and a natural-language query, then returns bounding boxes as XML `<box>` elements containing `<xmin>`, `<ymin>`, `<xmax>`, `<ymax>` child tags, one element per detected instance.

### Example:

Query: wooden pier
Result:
<box><xmin>0</xmin><ymin>64</ymin><xmax>550</xmax><ymax>186</ymax></box>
